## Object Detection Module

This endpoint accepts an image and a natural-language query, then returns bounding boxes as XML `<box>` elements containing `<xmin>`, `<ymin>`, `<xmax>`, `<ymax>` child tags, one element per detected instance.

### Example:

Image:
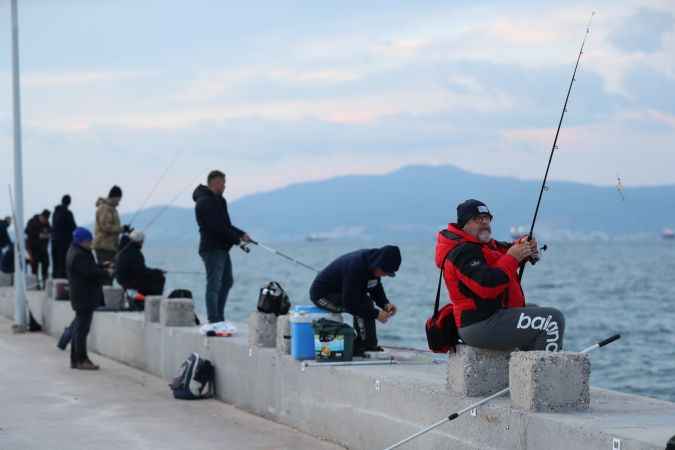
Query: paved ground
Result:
<box><xmin>0</xmin><ymin>317</ymin><xmax>345</xmax><ymax>450</ymax></box>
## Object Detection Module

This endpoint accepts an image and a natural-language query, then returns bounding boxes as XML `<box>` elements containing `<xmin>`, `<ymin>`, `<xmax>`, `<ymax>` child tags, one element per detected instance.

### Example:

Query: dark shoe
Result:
<box><xmin>74</xmin><ymin>361</ymin><xmax>99</xmax><ymax>371</ymax></box>
<box><xmin>84</xmin><ymin>359</ymin><xmax>100</xmax><ymax>370</ymax></box>
<box><xmin>365</xmin><ymin>345</ymin><xmax>384</xmax><ymax>352</ymax></box>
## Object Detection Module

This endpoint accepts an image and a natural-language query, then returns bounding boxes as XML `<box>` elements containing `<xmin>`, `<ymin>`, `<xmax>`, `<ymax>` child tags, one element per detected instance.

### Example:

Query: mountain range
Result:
<box><xmin>123</xmin><ymin>164</ymin><xmax>675</xmax><ymax>242</ymax></box>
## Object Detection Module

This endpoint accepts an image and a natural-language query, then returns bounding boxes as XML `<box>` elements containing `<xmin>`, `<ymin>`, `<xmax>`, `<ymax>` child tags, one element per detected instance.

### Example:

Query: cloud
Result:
<box><xmin>610</xmin><ymin>7</ymin><xmax>675</xmax><ymax>53</ymax></box>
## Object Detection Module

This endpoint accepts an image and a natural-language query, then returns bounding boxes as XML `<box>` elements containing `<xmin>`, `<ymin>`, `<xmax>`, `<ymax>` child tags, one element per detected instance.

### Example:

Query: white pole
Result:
<box><xmin>10</xmin><ymin>0</ymin><xmax>27</xmax><ymax>330</ymax></box>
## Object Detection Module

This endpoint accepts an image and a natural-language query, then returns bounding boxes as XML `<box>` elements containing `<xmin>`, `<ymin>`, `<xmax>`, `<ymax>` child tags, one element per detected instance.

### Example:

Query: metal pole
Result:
<box><xmin>10</xmin><ymin>0</ymin><xmax>27</xmax><ymax>329</ymax></box>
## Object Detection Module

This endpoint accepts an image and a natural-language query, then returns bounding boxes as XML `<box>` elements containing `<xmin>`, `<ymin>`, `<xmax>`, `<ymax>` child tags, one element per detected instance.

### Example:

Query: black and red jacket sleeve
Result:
<box><xmin>450</xmin><ymin>243</ymin><xmax>519</xmax><ymax>301</ymax></box>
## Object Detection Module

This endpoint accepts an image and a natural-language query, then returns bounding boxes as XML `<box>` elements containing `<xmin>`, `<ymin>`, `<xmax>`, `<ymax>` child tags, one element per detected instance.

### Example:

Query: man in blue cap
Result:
<box><xmin>64</xmin><ymin>227</ymin><xmax>112</xmax><ymax>370</ymax></box>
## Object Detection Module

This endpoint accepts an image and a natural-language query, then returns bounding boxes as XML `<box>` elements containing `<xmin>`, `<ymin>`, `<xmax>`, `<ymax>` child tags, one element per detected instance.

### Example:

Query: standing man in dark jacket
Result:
<box><xmin>66</xmin><ymin>227</ymin><xmax>111</xmax><ymax>370</ymax></box>
<box><xmin>193</xmin><ymin>170</ymin><xmax>252</xmax><ymax>323</ymax></box>
<box><xmin>51</xmin><ymin>195</ymin><xmax>77</xmax><ymax>278</ymax></box>
<box><xmin>114</xmin><ymin>230</ymin><xmax>165</xmax><ymax>296</ymax></box>
<box><xmin>0</xmin><ymin>216</ymin><xmax>12</xmax><ymax>250</ymax></box>
<box><xmin>25</xmin><ymin>210</ymin><xmax>51</xmax><ymax>289</ymax></box>
<box><xmin>310</xmin><ymin>245</ymin><xmax>401</xmax><ymax>354</ymax></box>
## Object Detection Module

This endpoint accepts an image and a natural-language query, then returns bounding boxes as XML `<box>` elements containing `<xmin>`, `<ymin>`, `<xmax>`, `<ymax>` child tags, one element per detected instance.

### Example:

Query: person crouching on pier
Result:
<box><xmin>435</xmin><ymin>199</ymin><xmax>565</xmax><ymax>352</ymax></box>
<box><xmin>310</xmin><ymin>246</ymin><xmax>401</xmax><ymax>356</ymax></box>
<box><xmin>66</xmin><ymin>227</ymin><xmax>113</xmax><ymax>370</ymax></box>
<box><xmin>114</xmin><ymin>230</ymin><xmax>166</xmax><ymax>296</ymax></box>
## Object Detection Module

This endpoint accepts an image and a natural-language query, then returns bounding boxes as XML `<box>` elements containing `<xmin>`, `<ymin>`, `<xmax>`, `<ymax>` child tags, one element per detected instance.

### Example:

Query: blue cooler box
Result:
<box><xmin>289</xmin><ymin>305</ymin><xmax>342</xmax><ymax>360</ymax></box>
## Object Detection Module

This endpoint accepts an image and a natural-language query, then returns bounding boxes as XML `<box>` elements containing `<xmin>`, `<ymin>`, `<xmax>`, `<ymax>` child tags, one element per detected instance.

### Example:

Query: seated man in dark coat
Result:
<box><xmin>114</xmin><ymin>231</ymin><xmax>165</xmax><ymax>296</ymax></box>
<box><xmin>66</xmin><ymin>227</ymin><xmax>112</xmax><ymax>370</ymax></box>
<box><xmin>310</xmin><ymin>245</ymin><xmax>401</xmax><ymax>355</ymax></box>
<box><xmin>25</xmin><ymin>210</ymin><xmax>51</xmax><ymax>288</ymax></box>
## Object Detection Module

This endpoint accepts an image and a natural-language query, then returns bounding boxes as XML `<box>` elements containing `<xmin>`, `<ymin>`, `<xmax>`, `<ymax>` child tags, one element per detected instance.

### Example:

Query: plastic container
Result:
<box><xmin>313</xmin><ymin>318</ymin><xmax>355</xmax><ymax>362</ymax></box>
<box><xmin>289</xmin><ymin>305</ymin><xmax>342</xmax><ymax>360</ymax></box>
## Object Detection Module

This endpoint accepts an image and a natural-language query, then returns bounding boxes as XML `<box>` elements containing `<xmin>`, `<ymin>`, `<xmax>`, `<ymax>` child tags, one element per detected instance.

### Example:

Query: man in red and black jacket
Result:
<box><xmin>435</xmin><ymin>199</ymin><xmax>565</xmax><ymax>352</ymax></box>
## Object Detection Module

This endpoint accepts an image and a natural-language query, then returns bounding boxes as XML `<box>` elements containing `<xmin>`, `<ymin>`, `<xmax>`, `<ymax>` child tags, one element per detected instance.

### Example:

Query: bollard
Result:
<box><xmin>102</xmin><ymin>286</ymin><xmax>124</xmax><ymax>310</ymax></box>
<box><xmin>160</xmin><ymin>297</ymin><xmax>194</xmax><ymax>327</ymax></box>
<box><xmin>144</xmin><ymin>295</ymin><xmax>162</xmax><ymax>323</ymax></box>
<box><xmin>248</xmin><ymin>312</ymin><xmax>277</xmax><ymax>348</ymax></box>
<box><xmin>276</xmin><ymin>314</ymin><xmax>291</xmax><ymax>354</ymax></box>
<box><xmin>447</xmin><ymin>345</ymin><xmax>511</xmax><ymax>397</ymax></box>
<box><xmin>509</xmin><ymin>351</ymin><xmax>591</xmax><ymax>412</ymax></box>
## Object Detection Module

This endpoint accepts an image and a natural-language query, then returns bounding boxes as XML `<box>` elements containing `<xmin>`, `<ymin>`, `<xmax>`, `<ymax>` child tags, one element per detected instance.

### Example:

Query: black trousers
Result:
<box><xmin>28</xmin><ymin>247</ymin><xmax>49</xmax><ymax>285</ymax></box>
<box><xmin>51</xmin><ymin>240</ymin><xmax>69</xmax><ymax>279</ymax></box>
<box><xmin>311</xmin><ymin>293</ymin><xmax>379</xmax><ymax>349</ymax></box>
<box><xmin>70</xmin><ymin>309</ymin><xmax>94</xmax><ymax>365</ymax></box>
<box><xmin>125</xmin><ymin>270</ymin><xmax>166</xmax><ymax>296</ymax></box>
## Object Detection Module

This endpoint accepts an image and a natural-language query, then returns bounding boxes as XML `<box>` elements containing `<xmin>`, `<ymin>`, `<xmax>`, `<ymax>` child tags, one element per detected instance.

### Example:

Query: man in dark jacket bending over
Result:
<box><xmin>310</xmin><ymin>245</ymin><xmax>401</xmax><ymax>354</ymax></box>
<box><xmin>67</xmin><ymin>227</ymin><xmax>112</xmax><ymax>370</ymax></box>
<box><xmin>193</xmin><ymin>170</ymin><xmax>252</xmax><ymax>323</ymax></box>
<box><xmin>114</xmin><ymin>230</ymin><xmax>165</xmax><ymax>296</ymax></box>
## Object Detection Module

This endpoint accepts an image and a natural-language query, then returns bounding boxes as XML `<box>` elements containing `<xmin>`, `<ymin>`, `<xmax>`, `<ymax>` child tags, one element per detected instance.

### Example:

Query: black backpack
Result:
<box><xmin>257</xmin><ymin>281</ymin><xmax>291</xmax><ymax>316</ymax></box>
<box><xmin>169</xmin><ymin>353</ymin><xmax>215</xmax><ymax>400</ymax></box>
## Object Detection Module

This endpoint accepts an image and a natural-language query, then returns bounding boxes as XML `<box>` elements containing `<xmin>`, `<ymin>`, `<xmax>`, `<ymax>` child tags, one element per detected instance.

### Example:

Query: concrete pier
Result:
<box><xmin>447</xmin><ymin>344</ymin><xmax>510</xmax><ymax>397</ymax></box>
<box><xmin>276</xmin><ymin>314</ymin><xmax>291</xmax><ymax>354</ymax></box>
<box><xmin>159</xmin><ymin>297</ymin><xmax>194</xmax><ymax>327</ymax></box>
<box><xmin>144</xmin><ymin>295</ymin><xmax>162</xmax><ymax>323</ymax></box>
<box><xmin>1</xmin><ymin>286</ymin><xmax>674</xmax><ymax>450</ymax></box>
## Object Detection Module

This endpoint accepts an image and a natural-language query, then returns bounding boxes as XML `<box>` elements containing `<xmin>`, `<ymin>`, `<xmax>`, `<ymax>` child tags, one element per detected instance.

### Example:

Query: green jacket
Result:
<box><xmin>92</xmin><ymin>197</ymin><xmax>122</xmax><ymax>251</ymax></box>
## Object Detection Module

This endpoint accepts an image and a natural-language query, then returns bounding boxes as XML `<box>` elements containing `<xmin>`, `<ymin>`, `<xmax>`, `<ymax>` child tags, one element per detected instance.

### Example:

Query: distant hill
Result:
<box><xmin>123</xmin><ymin>164</ymin><xmax>675</xmax><ymax>242</ymax></box>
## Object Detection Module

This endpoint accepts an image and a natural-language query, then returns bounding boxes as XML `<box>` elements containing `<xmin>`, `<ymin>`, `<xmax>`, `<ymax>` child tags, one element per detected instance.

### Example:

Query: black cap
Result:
<box><xmin>457</xmin><ymin>199</ymin><xmax>492</xmax><ymax>228</ymax></box>
<box><xmin>109</xmin><ymin>185</ymin><xmax>123</xmax><ymax>198</ymax></box>
<box><xmin>41</xmin><ymin>209</ymin><xmax>51</xmax><ymax>219</ymax></box>
<box><xmin>370</xmin><ymin>245</ymin><xmax>402</xmax><ymax>277</ymax></box>
<box><xmin>61</xmin><ymin>195</ymin><xmax>71</xmax><ymax>206</ymax></box>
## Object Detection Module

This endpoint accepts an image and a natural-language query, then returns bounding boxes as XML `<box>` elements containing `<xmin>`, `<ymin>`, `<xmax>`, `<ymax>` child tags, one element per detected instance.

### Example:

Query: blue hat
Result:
<box><xmin>73</xmin><ymin>227</ymin><xmax>93</xmax><ymax>244</ymax></box>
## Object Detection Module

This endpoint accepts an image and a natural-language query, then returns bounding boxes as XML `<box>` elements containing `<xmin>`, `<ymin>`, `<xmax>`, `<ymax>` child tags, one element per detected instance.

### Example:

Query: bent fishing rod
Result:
<box><xmin>248</xmin><ymin>240</ymin><xmax>319</xmax><ymax>273</ymax></box>
<box><xmin>382</xmin><ymin>333</ymin><xmax>621</xmax><ymax>450</ymax></box>
<box><xmin>519</xmin><ymin>12</ymin><xmax>595</xmax><ymax>282</ymax></box>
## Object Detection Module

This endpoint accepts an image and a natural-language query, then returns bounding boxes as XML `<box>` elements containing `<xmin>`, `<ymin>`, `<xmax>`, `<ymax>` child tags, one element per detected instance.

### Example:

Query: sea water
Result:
<box><xmin>146</xmin><ymin>240</ymin><xmax>675</xmax><ymax>403</ymax></box>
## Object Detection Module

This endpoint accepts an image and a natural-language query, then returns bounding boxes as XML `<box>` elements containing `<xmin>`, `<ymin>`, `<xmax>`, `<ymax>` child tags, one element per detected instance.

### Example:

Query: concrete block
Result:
<box><xmin>248</xmin><ymin>312</ymin><xmax>277</xmax><ymax>348</ymax></box>
<box><xmin>276</xmin><ymin>314</ymin><xmax>291</xmax><ymax>354</ymax></box>
<box><xmin>45</xmin><ymin>279</ymin><xmax>53</xmax><ymax>298</ymax></box>
<box><xmin>103</xmin><ymin>286</ymin><xmax>124</xmax><ymax>310</ymax></box>
<box><xmin>0</xmin><ymin>272</ymin><xmax>12</xmax><ymax>287</ymax></box>
<box><xmin>144</xmin><ymin>295</ymin><xmax>162</xmax><ymax>323</ymax></box>
<box><xmin>52</xmin><ymin>279</ymin><xmax>69</xmax><ymax>301</ymax></box>
<box><xmin>510</xmin><ymin>351</ymin><xmax>591</xmax><ymax>412</ymax></box>
<box><xmin>447</xmin><ymin>345</ymin><xmax>510</xmax><ymax>397</ymax></box>
<box><xmin>160</xmin><ymin>297</ymin><xmax>194</xmax><ymax>327</ymax></box>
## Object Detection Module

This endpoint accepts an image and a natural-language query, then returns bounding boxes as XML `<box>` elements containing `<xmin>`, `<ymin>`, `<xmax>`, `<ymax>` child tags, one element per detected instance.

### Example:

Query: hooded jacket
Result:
<box><xmin>52</xmin><ymin>204</ymin><xmax>77</xmax><ymax>243</ymax></box>
<box><xmin>192</xmin><ymin>185</ymin><xmax>244</xmax><ymax>253</ymax></box>
<box><xmin>25</xmin><ymin>215</ymin><xmax>51</xmax><ymax>252</ymax></box>
<box><xmin>66</xmin><ymin>243</ymin><xmax>109</xmax><ymax>311</ymax></box>
<box><xmin>435</xmin><ymin>224</ymin><xmax>524</xmax><ymax>328</ymax></box>
<box><xmin>114</xmin><ymin>242</ymin><xmax>152</xmax><ymax>286</ymax></box>
<box><xmin>93</xmin><ymin>198</ymin><xmax>122</xmax><ymax>251</ymax></box>
<box><xmin>310</xmin><ymin>246</ymin><xmax>401</xmax><ymax>320</ymax></box>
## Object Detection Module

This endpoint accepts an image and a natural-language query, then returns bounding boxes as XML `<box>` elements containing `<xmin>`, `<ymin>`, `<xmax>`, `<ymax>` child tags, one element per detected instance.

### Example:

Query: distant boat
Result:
<box><xmin>662</xmin><ymin>228</ymin><xmax>675</xmax><ymax>240</ymax></box>
<box><xmin>305</xmin><ymin>233</ymin><xmax>331</xmax><ymax>242</ymax></box>
<box><xmin>510</xmin><ymin>225</ymin><xmax>528</xmax><ymax>240</ymax></box>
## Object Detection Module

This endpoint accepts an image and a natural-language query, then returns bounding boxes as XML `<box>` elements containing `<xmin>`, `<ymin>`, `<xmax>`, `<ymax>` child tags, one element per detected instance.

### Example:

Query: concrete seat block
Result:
<box><xmin>144</xmin><ymin>295</ymin><xmax>162</xmax><ymax>323</ymax></box>
<box><xmin>103</xmin><ymin>286</ymin><xmax>124</xmax><ymax>310</ymax></box>
<box><xmin>248</xmin><ymin>312</ymin><xmax>277</xmax><ymax>348</ymax></box>
<box><xmin>276</xmin><ymin>314</ymin><xmax>291</xmax><ymax>354</ymax></box>
<box><xmin>0</xmin><ymin>272</ymin><xmax>12</xmax><ymax>287</ymax></box>
<box><xmin>509</xmin><ymin>351</ymin><xmax>591</xmax><ymax>412</ymax></box>
<box><xmin>160</xmin><ymin>298</ymin><xmax>194</xmax><ymax>327</ymax></box>
<box><xmin>447</xmin><ymin>345</ymin><xmax>511</xmax><ymax>397</ymax></box>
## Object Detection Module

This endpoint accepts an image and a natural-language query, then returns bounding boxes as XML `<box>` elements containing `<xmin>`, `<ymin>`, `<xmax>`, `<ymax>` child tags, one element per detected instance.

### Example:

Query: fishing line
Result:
<box><xmin>519</xmin><ymin>12</ymin><xmax>596</xmax><ymax>281</ymax></box>
<box><xmin>249</xmin><ymin>240</ymin><xmax>319</xmax><ymax>273</ymax></box>
<box><xmin>128</xmin><ymin>147</ymin><xmax>185</xmax><ymax>227</ymax></box>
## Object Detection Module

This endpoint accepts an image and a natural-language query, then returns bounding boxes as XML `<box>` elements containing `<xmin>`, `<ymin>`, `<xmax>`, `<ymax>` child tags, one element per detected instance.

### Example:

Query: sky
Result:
<box><xmin>0</xmin><ymin>0</ymin><xmax>674</xmax><ymax>223</ymax></box>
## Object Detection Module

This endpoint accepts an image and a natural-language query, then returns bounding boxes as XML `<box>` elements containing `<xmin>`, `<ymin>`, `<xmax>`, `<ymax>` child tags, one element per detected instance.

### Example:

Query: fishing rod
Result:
<box><xmin>519</xmin><ymin>12</ymin><xmax>595</xmax><ymax>282</ymax></box>
<box><xmin>249</xmin><ymin>240</ymin><xmax>319</xmax><ymax>273</ymax></box>
<box><xmin>382</xmin><ymin>333</ymin><xmax>620</xmax><ymax>450</ymax></box>
<box><xmin>128</xmin><ymin>148</ymin><xmax>185</xmax><ymax>227</ymax></box>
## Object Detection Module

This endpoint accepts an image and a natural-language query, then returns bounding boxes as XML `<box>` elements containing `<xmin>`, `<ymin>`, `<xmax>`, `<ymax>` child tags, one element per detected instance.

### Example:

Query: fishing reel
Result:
<box><xmin>239</xmin><ymin>242</ymin><xmax>251</xmax><ymax>253</ymax></box>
